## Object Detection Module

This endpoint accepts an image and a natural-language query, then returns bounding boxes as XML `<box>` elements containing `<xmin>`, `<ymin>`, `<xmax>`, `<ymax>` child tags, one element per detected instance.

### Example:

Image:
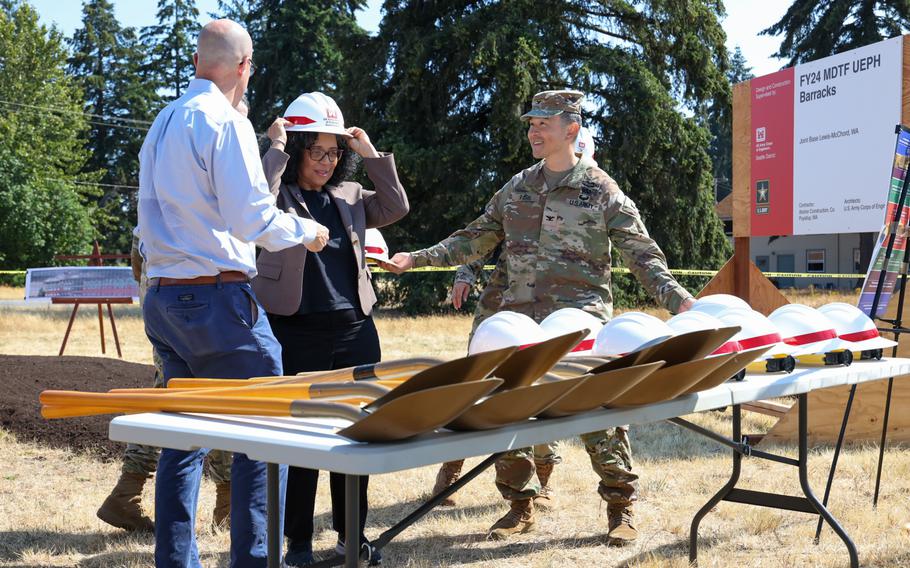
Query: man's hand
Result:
<box><xmin>678</xmin><ymin>297</ymin><xmax>695</xmax><ymax>313</ymax></box>
<box><xmin>380</xmin><ymin>252</ymin><xmax>415</xmax><ymax>274</ymax></box>
<box><xmin>346</xmin><ymin>126</ymin><xmax>380</xmax><ymax>158</ymax></box>
<box><xmin>267</xmin><ymin>117</ymin><xmax>291</xmax><ymax>148</ymax></box>
<box><xmin>305</xmin><ymin>224</ymin><xmax>330</xmax><ymax>252</ymax></box>
<box><xmin>451</xmin><ymin>281</ymin><xmax>470</xmax><ymax>309</ymax></box>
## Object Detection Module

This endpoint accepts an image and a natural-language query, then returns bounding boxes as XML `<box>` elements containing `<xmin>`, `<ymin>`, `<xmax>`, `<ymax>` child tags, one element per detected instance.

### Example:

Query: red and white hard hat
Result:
<box><xmin>715</xmin><ymin>307</ymin><xmax>797</xmax><ymax>359</ymax></box>
<box><xmin>468</xmin><ymin>311</ymin><xmax>545</xmax><ymax>355</ymax></box>
<box><xmin>539</xmin><ymin>308</ymin><xmax>604</xmax><ymax>357</ymax></box>
<box><xmin>363</xmin><ymin>228</ymin><xmax>389</xmax><ymax>264</ymax></box>
<box><xmin>283</xmin><ymin>92</ymin><xmax>352</xmax><ymax>138</ymax></box>
<box><xmin>768</xmin><ymin>304</ymin><xmax>860</xmax><ymax>355</ymax></box>
<box><xmin>592</xmin><ymin>312</ymin><xmax>674</xmax><ymax>357</ymax></box>
<box><xmin>690</xmin><ymin>294</ymin><xmax>751</xmax><ymax>318</ymax></box>
<box><xmin>667</xmin><ymin>311</ymin><xmax>741</xmax><ymax>355</ymax></box>
<box><xmin>817</xmin><ymin>302</ymin><xmax>898</xmax><ymax>351</ymax></box>
<box><xmin>574</xmin><ymin>126</ymin><xmax>595</xmax><ymax>159</ymax></box>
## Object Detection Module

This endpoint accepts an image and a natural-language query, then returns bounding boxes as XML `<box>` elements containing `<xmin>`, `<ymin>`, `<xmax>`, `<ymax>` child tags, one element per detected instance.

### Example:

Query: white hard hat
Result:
<box><xmin>768</xmin><ymin>304</ymin><xmax>859</xmax><ymax>355</ymax></box>
<box><xmin>592</xmin><ymin>311</ymin><xmax>674</xmax><ymax>357</ymax></box>
<box><xmin>574</xmin><ymin>126</ymin><xmax>595</xmax><ymax>159</ymax></box>
<box><xmin>283</xmin><ymin>92</ymin><xmax>352</xmax><ymax>138</ymax></box>
<box><xmin>667</xmin><ymin>311</ymin><xmax>741</xmax><ymax>355</ymax></box>
<box><xmin>715</xmin><ymin>307</ymin><xmax>797</xmax><ymax>360</ymax></box>
<box><xmin>363</xmin><ymin>228</ymin><xmax>389</xmax><ymax>264</ymax></box>
<box><xmin>540</xmin><ymin>308</ymin><xmax>604</xmax><ymax>357</ymax></box>
<box><xmin>468</xmin><ymin>311</ymin><xmax>545</xmax><ymax>355</ymax></box>
<box><xmin>690</xmin><ymin>294</ymin><xmax>751</xmax><ymax>318</ymax></box>
<box><xmin>817</xmin><ymin>302</ymin><xmax>897</xmax><ymax>351</ymax></box>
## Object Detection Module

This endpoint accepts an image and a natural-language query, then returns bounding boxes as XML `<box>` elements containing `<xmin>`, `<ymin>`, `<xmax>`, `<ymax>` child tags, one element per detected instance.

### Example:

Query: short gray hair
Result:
<box><xmin>560</xmin><ymin>112</ymin><xmax>582</xmax><ymax>126</ymax></box>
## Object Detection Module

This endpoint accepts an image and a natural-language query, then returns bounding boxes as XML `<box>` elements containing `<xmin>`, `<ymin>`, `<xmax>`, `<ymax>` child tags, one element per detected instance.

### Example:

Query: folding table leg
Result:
<box><xmin>689</xmin><ymin>405</ymin><xmax>743</xmax><ymax>564</ymax></box>
<box><xmin>798</xmin><ymin>394</ymin><xmax>858</xmax><ymax>567</ymax></box>
<box><xmin>345</xmin><ymin>474</ymin><xmax>360</xmax><ymax>568</ymax></box>
<box><xmin>267</xmin><ymin>463</ymin><xmax>281</xmax><ymax>568</ymax></box>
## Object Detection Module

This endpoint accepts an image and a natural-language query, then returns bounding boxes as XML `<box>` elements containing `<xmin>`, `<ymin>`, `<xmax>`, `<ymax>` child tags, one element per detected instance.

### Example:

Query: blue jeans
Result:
<box><xmin>143</xmin><ymin>280</ymin><xmax>287</xmax><ymax>568</ymax></box>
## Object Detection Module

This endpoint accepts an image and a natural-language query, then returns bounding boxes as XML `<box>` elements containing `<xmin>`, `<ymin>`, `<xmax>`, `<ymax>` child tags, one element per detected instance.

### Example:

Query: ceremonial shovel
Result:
<box><xmin>536</xmin><ymin>361</ymin><xmax>667</xmax><ymax>418</ymax></box>
<box><xmin>42</xmin><ymin>380</ymin><xmax>503</xmax><ymax>442</ymax></box>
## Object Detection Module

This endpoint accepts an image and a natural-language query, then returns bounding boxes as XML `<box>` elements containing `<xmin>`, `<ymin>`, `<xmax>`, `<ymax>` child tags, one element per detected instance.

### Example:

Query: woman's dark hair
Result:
<box><xmin>281</xmin><ymin>131</ymin><xmax>358</xmax><ymax>188</ymax></box>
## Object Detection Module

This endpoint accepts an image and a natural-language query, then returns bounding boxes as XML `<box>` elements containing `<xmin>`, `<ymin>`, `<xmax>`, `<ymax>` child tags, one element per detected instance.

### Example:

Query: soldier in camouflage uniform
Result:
<box><xmin>384</xmin><ymin>90</ymin><xmax>694</xmax><ymax>544</ymax></box>
<box><xmin>433</xmin><ymin>252</ymin><xmax>563</xmax><ymax>509</ymax></box>
<box><xmin>96</xmin><ymin>231</ymin><xmax>234</xmax><ymax>532</ymax></box>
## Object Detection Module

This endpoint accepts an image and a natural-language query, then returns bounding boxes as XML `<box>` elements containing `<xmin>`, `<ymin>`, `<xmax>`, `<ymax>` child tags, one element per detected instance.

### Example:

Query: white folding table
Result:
<box><xmin>110</xmin><ymin>358</ymin><xmax>910</xmax><ymax>568</ymax></box>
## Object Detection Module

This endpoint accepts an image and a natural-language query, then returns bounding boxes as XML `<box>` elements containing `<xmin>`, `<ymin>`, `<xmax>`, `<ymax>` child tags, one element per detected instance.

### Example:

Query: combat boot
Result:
<box><xmin>211</xmin><ymin>481</ymin><xmax>231</xmax><ymax>530</ymax></box>
<box><xmin>487</xmin><ymin>498</ymin><xmax>536</xmax><ymax>540</ymax></box>
<box><xmin>534</xmin><ymin>462</ymin><xmax>556</xmax><ymax>511</ymax></box>
<box><xmin>96</xmin><ymin>471</ymin><xmax>154</xmax><ymax>532</ymax></box>
<box><xmin>606</xmin><ymin>504</ymin><xmax>637</xmax><ymax>546</ymax></box>
<box><xmin>431</xmin><ymin>460</ymin><xmax>464</xmax><ymax>506</ymax></box>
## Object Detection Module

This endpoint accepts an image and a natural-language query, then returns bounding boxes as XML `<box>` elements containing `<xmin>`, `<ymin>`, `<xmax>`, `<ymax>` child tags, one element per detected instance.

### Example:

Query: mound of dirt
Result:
<box><xmin>0</xmin><ymin>355</ymin><xmax>154</xmax><ymax>460</ymax></box>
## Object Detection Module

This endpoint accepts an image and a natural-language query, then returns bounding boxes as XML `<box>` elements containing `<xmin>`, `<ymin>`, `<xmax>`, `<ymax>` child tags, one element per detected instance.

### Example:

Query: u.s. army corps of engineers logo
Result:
<box><xmin>755</xmin><ymin>180</ymin><xmax>769</xmax><ymax>215</ymax></box>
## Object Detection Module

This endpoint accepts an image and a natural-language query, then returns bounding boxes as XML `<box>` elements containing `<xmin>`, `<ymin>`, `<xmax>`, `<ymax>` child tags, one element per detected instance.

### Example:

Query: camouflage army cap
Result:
<box><xmin>520</xmin><ymin>90</ymin><xmax>585</xmax><ymax>120</ymax></box>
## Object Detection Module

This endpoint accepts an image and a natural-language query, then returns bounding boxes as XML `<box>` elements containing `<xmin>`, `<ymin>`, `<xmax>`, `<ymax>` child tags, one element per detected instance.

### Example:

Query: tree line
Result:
<box><xmin>1</xmin><ymin>0</ymin><xmax>907</xmax><ymax>310</ymax></box>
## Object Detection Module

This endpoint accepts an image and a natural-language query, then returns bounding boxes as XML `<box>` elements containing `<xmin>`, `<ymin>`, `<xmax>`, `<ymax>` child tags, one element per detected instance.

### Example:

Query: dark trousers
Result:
<box><xmin>269</xmin><ymin>309</ymin><xmax>381</xmax><ymax>547</ymax></box>
<box><xmin>143</xmin><ymin>281</ymin><xmax>287</xmax><ymax>568</ymax></box>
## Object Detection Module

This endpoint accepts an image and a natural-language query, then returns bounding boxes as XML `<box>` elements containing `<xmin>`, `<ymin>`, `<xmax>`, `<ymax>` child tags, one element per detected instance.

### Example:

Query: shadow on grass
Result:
<box><xmin>0</xmin><ymin>529</ymin><xmax>151</xmax><ymax>563</ymax></box>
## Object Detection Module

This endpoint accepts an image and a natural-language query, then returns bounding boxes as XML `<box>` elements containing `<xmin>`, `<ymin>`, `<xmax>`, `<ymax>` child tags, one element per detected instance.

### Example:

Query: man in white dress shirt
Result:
<box><xmin>137</xmin><ymin>19</ymin><xmax>328</xmax><ymax>568</ymax></box>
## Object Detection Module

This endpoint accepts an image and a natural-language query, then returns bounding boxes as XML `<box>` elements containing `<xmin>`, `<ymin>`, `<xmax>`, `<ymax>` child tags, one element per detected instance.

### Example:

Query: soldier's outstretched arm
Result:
<box><xmin>607</xmin><ymin>194</ymin><xmax>694</xmax><ymax>314</ymax></box>
<box><xmin>407</xmin><ymin>183</ymin><xmax>509</xmax><ymax>269</ymax></box>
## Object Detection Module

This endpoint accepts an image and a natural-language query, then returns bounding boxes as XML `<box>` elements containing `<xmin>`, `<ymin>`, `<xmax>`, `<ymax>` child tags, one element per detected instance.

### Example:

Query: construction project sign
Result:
<box><xmin>749</xmin><ymin>36</ymin><xmax>902</xmax><ymax>236</ymax></box>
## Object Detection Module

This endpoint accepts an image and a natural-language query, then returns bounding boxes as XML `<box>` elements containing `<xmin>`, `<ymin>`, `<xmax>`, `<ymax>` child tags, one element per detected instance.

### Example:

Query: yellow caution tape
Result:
<box><xmin>370</xmin><ymin>266</ymin><xmax>866</xmax><ymax>278</ymax></box>
<box><xmin>0</xmin><ymin>267</ymin><xmax>867</xmax><ymax>278</ymax></box>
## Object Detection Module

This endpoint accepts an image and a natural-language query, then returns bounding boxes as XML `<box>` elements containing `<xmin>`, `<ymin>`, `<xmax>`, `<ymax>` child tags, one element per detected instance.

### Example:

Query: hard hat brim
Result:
<box><xmin>285</xmin><ymin>123</ymin><xmax>353</xmax><ymax>138</ymax></box>
<box><xmin>848</xmin><ymin>336</ymin><xmax>899</xmax><ymax>350</ymax></box>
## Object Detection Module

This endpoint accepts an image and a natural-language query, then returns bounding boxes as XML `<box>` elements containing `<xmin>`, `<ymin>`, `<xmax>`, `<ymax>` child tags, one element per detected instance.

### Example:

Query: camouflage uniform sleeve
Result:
<box><xmin>454</xmin><ymin>256</ymin><xmax>488</xmax><ymax>286</ymax></box>
<box><xmin>411</xmin><ymin>183</ymin><xmax>507</xmax><ymax>268</ymax></box>
<box><xmin>130</xmin><ymin>230</ymin><xmax>143</xmax><ymax>283</ymax></box>
<box><xmin>606</xmin><ymin>192</ymin><xmax>693</xmax><ymax>314</ymax></box>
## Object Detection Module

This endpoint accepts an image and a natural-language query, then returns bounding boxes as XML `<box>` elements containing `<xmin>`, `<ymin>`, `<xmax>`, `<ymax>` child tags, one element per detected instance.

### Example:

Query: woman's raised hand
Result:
<box><xmin>346</xmin><ymin>127</ymin><xmax>380</xmax><ymax>158</ymax></box>
<box><xmin>268</xmin><ymin>117</ymin><xmax>292</xmax><ymax>147</ymax></box>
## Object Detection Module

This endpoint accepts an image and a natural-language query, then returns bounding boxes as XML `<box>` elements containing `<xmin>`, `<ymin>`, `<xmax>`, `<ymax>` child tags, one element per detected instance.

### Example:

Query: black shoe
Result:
<box><xmin>284</xmin><ymin>541</ymin><xmax>315</xmax><ymax>567</ymax></box>
<box><xmin>334</xmin><ymin>537</ymin><xmax>382</xmax><ymax>565</ymax></box>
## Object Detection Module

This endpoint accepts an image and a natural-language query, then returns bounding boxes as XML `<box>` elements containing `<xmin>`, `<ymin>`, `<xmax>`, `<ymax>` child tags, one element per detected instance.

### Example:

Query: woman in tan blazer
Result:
<box><xmin>252</xmin><ymin>92</ymin><xmax>408</xmax><ymax>566</ymax></box>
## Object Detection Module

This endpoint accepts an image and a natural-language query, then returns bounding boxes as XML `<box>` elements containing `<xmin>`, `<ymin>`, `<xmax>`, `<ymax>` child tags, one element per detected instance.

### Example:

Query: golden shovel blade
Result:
<box><xmin>445</xmin><ymin>375</ymin><xmax>588</xmax><ymax>431</ymax></box>
<box><xmin>537</xmin><ymin>361</ymin><xmax>666</xmax><ymax>419</ymax></box>
<box><xmin>589</xmin><ymin>327</ymin><xmax>740</xmax><ymax>373</ymax></box>
<box><xmin>490</xmin><ymin>330</ymin><xmax>587</xmax><ymax>391</ymax></box>
<box><xmin>364</xmin><ymin>345</ymin><xmax>516</xmax><ymax>411</ymax></box>
<box><xmin>338</xmin><ymin>379</ymin><xmax>503</xmax><ymax>442</ymax></box>
<box><xmin>681</xmin><ymin>345</ymin><xmax>774</xmax><ymax>395</ymax></box>
<box><xmin>608</xmin><ymin>352</ymin><xmax>740</xmax><ymax>407</ymax></box>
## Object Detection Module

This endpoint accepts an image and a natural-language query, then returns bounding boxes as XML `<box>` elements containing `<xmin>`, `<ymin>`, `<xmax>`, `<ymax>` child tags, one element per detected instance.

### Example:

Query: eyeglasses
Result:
<box><xmin>306</xmin><ymin>147</ymin><xmax>343</xmax><ymax>163</ymax></box>
<box><xmin>241</xmin><ymin>57</ymin><xmax>255</xmax><ymax>76</ymax></box>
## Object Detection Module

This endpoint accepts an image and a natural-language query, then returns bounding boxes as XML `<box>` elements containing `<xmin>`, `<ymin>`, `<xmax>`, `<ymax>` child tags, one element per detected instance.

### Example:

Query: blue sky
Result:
<box><xmin>29</xmin><ymin>0</ymin><xmax>789</xmax><ymax>77</ymax></box>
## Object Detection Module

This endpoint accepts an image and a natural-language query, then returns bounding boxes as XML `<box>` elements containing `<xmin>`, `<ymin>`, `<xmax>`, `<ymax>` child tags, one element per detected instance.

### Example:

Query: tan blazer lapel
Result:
<box><xmin>326</xmin><ymin>185</ymin><xmax>363</xmax><ymax>268</ymax></box>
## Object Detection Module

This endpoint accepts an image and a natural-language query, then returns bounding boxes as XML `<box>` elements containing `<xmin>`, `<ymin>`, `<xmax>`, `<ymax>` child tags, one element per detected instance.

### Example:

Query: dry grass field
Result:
<box><xmin>4</xmin><ymin>287</ymin><xmax>910</xmax><ymax>567</ymax></box>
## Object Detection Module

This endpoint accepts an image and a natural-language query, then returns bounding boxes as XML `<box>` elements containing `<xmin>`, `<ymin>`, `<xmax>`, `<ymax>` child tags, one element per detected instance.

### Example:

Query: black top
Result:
<box><xmin>296</xmin><ymin>188</ymin><xmax>359</xmax><ymax>314</ymax></box>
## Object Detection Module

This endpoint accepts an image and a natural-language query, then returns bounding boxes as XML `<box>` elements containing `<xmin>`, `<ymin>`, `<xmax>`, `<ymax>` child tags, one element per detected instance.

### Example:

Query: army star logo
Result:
<box><xmin>755</xmin><ymin>179</ymin><xmax>770</xmax><ymax>215</ymax></box>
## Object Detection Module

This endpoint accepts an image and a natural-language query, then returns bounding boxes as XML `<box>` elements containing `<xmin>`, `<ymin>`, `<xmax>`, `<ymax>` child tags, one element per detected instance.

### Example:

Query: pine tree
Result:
<box><xmin>68</xmin><ymin>0</ymin><xmax>161</xmax><ymax>254</ymax></box>
<box><xmin>347</xmin><ymin>0</ymin><xmax>732</xmax><ymax>311</ymax></box>
<box><xmin>141</xmin><ymin>0</ymin><xmax>199</xmax><ymax>97</ymax></box>
<box><xmin>0</xmin><ymin>1</ymin><xmax>95</xmax><ymax>269</ymax></box>
<box><xmin>763</xmin><ymin>0</ymin><xmax>910</xmax><ymax>65</ymax></box>
<box><xmin>214</xmin><ymin>0</ymin><xmax>366</xmax><ymax>131</ymax></box>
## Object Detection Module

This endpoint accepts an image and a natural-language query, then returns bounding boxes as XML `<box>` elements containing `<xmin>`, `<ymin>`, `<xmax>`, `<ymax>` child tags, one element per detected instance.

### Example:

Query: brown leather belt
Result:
<box><xmin>153</xmin><ymin>271</ymin><xmax>249</xmax><ymax>286</ymax></box>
